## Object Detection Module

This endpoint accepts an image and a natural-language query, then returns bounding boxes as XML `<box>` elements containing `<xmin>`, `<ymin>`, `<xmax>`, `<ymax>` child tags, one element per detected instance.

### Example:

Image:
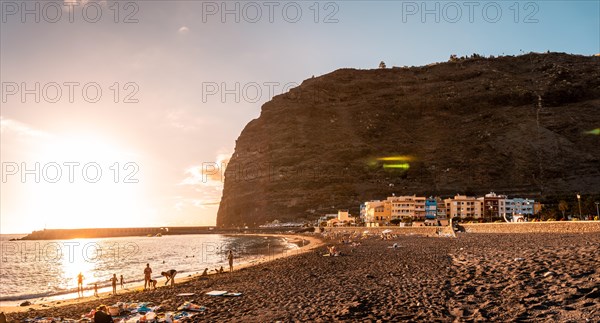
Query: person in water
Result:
<box><xmin>161</xmin><ymin>269</ymin><xmax>177</xmax><ymax>287</ymax></box>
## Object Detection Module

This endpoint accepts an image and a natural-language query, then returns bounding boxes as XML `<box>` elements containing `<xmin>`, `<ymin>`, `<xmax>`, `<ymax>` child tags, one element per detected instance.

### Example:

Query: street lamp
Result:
<box><xmin>577</xmin><ymin>194</ymin><xmax>582</xmax><ymax>220</ymax></box>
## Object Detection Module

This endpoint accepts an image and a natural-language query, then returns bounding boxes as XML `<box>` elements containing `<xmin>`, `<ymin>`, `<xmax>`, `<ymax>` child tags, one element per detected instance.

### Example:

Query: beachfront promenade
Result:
<box><xmin>323</xmin><ymin>221</ymin><xmax>600</xmax><ymax>236</ymax></box>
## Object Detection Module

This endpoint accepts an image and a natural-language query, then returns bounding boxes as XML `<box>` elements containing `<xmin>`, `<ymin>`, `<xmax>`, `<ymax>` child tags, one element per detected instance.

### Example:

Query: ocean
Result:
<box><xmin>0</xmin><ymin>234</ymin><xmax>300</xmax><ymax>303</ymax></box>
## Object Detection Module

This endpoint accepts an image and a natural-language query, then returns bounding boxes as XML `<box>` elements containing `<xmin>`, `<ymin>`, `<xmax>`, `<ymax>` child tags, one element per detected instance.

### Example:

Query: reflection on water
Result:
<box><xmin>0</xmin><ymin>234</ymin><xmax>298</xmax><ymax>302</ymax></box>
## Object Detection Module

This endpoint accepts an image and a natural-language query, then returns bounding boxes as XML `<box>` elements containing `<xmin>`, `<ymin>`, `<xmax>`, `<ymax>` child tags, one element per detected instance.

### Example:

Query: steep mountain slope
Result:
<box><xmin>217</xmin><ymin>53</ymin><xmax>600</xmax><ymax>227</ymax></box>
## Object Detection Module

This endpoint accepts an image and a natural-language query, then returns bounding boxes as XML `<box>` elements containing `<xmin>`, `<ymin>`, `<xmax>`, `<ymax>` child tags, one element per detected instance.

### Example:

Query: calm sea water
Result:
<box><xmin>0</xmin><ymin>234</ymin><xmax>299</xmax><ymax>302</ymax></box>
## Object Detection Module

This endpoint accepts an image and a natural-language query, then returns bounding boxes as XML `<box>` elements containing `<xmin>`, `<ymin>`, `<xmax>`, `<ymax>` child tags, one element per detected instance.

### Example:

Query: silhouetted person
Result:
<box><xmin>77</xmin><ymin>272</ymin><xmax>84</xmax><ymax>298</ymax></box>
<box><xmin>161</xmin><ymin>269</ymin><xmax>177</xmax><ymax>287</ymax></box>
<box><xmin>201</xmin><ymin>268</ymin><xmax>209</xmax><ymax>277</ymax></box>
<box><xmin>120</xmin><ymin>275</ymin><xmax>124</xmax><ymax>289</ymax></box>
<box><xmin>0</xmin><ymin>311</ymin><xmax>7</xmax><ymax>323</ymax></box>
<box><xmin>144</xmin><ymin>264</ymin><xmax>152</xmax><ymax>290</ymax></box>
<box><xmin>94</xmin><ymin>283</ymin><xmax>99</xmax><ymax>297</ymax></box>
<box><xmin>110</xmin><ymin>274</ymin><xmax>118</xmax><ymax>295</ymax></box>
<box><xmin>228</xmin><ymin>250</ymin><xmax>234</xmax><ymax>272</ymax></box>
<box><xmin>94</xmin><ymin>305</ymin><xmax>114</xmax><ymax>323</ymax></box>
<box><xmin>150</xmin><ymin>279</ymin><xmax>158</xmax><ymax>289</ymax></box>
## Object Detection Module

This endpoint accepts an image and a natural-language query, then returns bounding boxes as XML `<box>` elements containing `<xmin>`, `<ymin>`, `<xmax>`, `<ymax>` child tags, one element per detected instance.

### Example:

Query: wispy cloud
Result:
<box><xmin>180</xmin><ymin>152</ymin><xmax>230</xmax><ymax>186</ymax></box>
<box><xmin>0</xmin><ymin>117</ymin><xmax>49</xmax><ymax>139</ymax></box>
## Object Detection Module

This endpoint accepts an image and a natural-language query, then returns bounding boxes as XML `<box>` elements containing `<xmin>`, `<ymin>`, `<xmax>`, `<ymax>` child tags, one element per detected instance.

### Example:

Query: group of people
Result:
<box><xmin>144</xmin><ymin>263</ymin><xmax>178</xmax><ymax>290</ymax></box>
<box><xmin>77</xmin><ymin>272</ymin><xmax>126</xmax><ymax>298</ymax></box>
<box><xmin>76</xmin><ymin>249</ymin><xmax>235</xmax><ymax>297</ymax></box>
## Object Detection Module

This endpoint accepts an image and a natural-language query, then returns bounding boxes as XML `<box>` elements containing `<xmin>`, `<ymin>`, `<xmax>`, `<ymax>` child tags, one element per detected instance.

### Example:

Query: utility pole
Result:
<box><xmin>577</xmin><ymin>194</ymin><xmax>582</xmax><ymax>220</ymax></box>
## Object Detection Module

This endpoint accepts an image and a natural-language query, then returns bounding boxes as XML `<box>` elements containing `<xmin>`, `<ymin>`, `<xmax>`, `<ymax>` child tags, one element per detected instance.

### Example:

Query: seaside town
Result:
<box><xmin>2</xmin><ymin>0</ymin><xmax>599</xmax><ymax>322</ymax></box>
<box><xmin>323</xmin><ymin>192</ymin><xmax>540</xmax><ymax>228</ymax></box>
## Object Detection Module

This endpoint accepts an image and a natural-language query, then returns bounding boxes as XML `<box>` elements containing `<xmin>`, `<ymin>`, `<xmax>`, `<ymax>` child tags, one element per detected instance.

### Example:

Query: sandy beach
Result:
<box><xmin>3</xmin><ymin>231</ymin><xmax>600</xmax><ymax>322</ymax></box>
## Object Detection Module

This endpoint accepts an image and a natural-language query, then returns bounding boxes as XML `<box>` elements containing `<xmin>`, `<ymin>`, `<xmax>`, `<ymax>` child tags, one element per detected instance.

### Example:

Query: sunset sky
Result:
<box><xmin>1</xmin><ymin>0</ymin><xmax>598</xmax><ymax>233</ymax></box>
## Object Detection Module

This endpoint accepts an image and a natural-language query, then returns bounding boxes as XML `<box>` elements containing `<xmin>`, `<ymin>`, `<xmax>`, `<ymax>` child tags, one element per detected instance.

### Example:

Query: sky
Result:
<box><xmin>1</xmin><ymin>0</ymin><xmax>599</xmax><ymax>233</ymax></box>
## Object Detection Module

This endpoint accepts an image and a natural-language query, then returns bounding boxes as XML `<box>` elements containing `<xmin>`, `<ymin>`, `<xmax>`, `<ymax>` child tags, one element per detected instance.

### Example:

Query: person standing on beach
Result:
<box><xmin>77</xmin><ymin>272</ymin><xmax>84</xmax><ymax>298</ymax></box>
<box><xmin>110</xmin><ymin>274</ymin><xmax>118</xmax><ymax>295</ymax></box>
<box><xmin>228</xmin><ymin>249</ymin><xmax>234</xmax><ymax>272</ymax></box>
<box><xmin>120</xmin><ymin>275</ymin><xmax>124</xmax><ymax>289</ymax></box>
<box><xmin>144</xmin><ymin>263</ymin><xmax>152</xmax><ymax>290</ymax></box>
<box><xmin>94</xmin><ymin>283</ymin><xmax>99</xmax><ymax>297</ymax></box>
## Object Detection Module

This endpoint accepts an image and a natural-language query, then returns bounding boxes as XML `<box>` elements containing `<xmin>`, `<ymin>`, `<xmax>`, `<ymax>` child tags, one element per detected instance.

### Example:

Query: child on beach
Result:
<box><xmin>161</xmin><ymin>269</ymin><xmax>177</xmax><ymax>287</ymax></box>
<box><xmin>150</xmin><ymin>279</ymin><xmax>158</xmax><ymax>289</ymax></box>
<box><xmin>110</xmin><ymin>274</ymin><xmax>118</xmax><ymax>295</ymax></box>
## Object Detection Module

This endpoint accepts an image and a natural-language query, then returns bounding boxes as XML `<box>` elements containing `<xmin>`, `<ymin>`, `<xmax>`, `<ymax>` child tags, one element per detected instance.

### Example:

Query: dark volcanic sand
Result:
<box><xmin>7</xmin><ymin>233</ymin><xmax>600</xmax><ymax>322</ymax></box>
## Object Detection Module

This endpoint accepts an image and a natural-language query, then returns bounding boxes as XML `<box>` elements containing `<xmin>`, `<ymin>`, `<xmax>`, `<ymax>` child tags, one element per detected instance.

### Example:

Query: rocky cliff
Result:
<box><xmin>217</xmin><ymin>53</ymin><xmax>600</xmax><ymax>227</ymax></box>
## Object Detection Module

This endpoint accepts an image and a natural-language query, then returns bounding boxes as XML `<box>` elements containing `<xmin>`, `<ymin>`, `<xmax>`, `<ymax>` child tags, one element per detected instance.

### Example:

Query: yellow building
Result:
<box><xmin>444</xmin><ymin>195</ymin><xmax>484</xmax><ymax>219</ymax></box>
<box><xmin>387</xmin><ymin>195</ymin><xmax>427</xmax><ymax>221</ymax></box>
<box><xmin>364</xmin><ymin>200</ymin><xmax>392</xmax><ymax>225</ymax></box>
<box><xmin>327</xmin><ymin>210</ymin><xmax>354</xmax><ymax>226</ymax></box>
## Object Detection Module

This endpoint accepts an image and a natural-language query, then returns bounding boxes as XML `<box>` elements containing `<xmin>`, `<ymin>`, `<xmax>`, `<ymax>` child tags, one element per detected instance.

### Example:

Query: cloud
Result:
<box><xmin>164</xmin><ymin>109</ymin><xmax>214</xmax><ymax>132</ymax></box>
<box><xmin>180</xmin><ymin>152</ymin><xmax>231</xmax><ymax>186</ymax></box>
<box><xmin>0</xmin><ymin>117</ymin><xmax>49</xmax><ymax>139</ymax></box>
<box><xmin>178</xmin><ymin>26</ymin><xmax>190</xmax><ymax>34</ymax></box>
<box><xmin>172</xmin><ymin>196</ymin><xmax>220</xmax><ymax>211</ymax></box>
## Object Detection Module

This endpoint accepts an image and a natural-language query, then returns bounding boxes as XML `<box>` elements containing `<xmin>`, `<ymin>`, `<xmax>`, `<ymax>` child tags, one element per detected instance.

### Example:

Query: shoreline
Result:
<box><xmin>5</xmin><ymin>232</ymin><xmax>599</xmax><ymax>321</ymax></box>
<box><xmin>0</xmin><ymin>234</ymin><xmax>324</xmax><ymax>314</ymax></box>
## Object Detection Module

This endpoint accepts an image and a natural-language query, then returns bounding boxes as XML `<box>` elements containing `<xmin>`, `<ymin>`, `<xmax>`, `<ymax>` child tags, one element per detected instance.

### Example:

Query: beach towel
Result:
<box><xmin>177</xmin><ymin>302</ymin><xmax>206</xmax><ymax>312</ymax></box>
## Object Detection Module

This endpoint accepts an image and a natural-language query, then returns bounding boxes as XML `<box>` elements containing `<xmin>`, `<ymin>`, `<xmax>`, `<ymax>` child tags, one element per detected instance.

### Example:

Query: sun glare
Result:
<box><xmin>18</xmin><ymin>133</ymin><xmax>147</xmax><ymax>230</ymax></box>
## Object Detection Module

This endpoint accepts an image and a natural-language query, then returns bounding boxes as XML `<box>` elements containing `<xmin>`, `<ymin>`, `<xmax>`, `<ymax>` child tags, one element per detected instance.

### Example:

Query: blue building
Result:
<box><xmin>425</xmin><ymin>197</ymin><xmax>437</xmax><ymax>220</ymax></box>
<box><xmin>504</xmin><ymin>198</ymin><xmax>535</xmax><ymax>216</ymax></box>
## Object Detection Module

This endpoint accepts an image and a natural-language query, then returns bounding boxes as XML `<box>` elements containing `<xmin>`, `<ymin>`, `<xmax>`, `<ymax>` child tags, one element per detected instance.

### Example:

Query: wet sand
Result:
<box><xmin>4</xmin><ymin>232</ymin><xmax>600</xmax><ymax>322</ymax></box>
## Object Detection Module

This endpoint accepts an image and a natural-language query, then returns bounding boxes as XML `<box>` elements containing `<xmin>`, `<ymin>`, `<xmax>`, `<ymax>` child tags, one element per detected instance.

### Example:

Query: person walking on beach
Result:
<box><xmin>93</xmin><ymin>283</ymin><xmax>99</xmax><ymax>297</ymax></box>
<box><xmin>228</xmin><ymin>249</ymin><xmax>234</xmax><ymax>272</ymax></box>
<box><xmin>161</xmin><ymin>269</ymin><xmax>177</xmax><ymax>287</ymax></box>
<box><xmin>110</xmin><ymin>274</ymin><xmax>118</xmax><ymax>295</ymax></box>
<box><xmin>120</xmin><ymin>275</ymin><xmax>124</xmax><ymax>289</ymax></box>
<box><xmin>144</xmin><ymin>263</ymin><xmax>152</xmax><ymax>290</ymax></box>
<box><xmin>77</xmin><ymin>272</ymin><xmax>84</xmax><ymax>298</ymax></box>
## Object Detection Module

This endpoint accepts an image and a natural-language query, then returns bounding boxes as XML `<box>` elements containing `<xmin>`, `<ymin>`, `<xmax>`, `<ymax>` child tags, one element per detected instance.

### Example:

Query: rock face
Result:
<box><xmin>217</xmin><ymin>53</ymin><xmax>600</xmax><ymax>227</ymax></box>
